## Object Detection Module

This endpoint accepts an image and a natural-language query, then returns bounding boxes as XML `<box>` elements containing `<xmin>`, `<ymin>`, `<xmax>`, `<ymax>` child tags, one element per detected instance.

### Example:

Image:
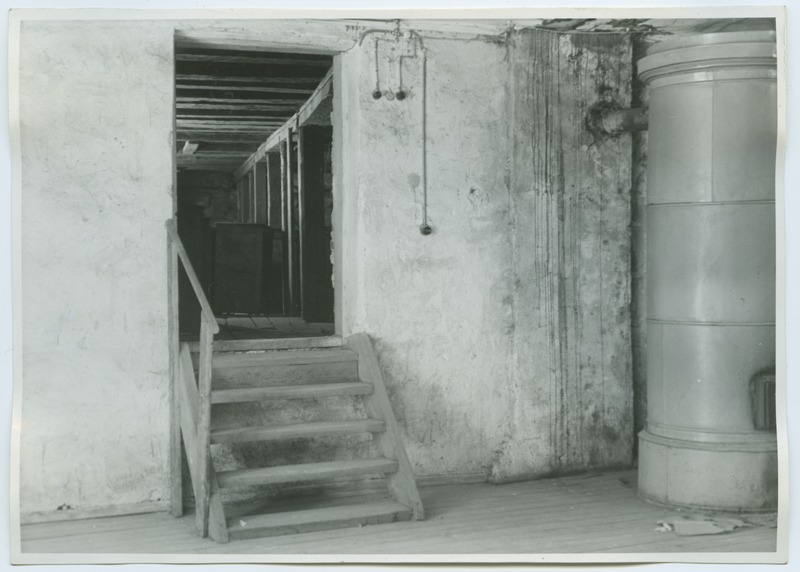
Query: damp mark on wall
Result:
<box><xmin>497</xmin><ymin>27</ymin><xmax>634</xmax><ymax>478</ymax></box>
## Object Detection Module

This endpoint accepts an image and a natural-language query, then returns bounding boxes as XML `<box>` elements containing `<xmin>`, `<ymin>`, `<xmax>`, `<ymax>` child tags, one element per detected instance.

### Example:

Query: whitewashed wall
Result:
<box><xmin>19</xmin><ymin>20</ymin><xmax>175</xmax><ymax>516</ymax></box>
<box><xmin>17</xmin><ymin>19</ymin><xmax>634</xmax><ymax>518</ymax></box>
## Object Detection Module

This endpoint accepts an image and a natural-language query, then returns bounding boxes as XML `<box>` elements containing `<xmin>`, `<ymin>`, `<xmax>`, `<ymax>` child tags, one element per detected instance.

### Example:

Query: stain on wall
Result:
<box><xmin>493</xmin><ymin>29</ymin><xmax>634</xmax><ymax>480</ymax></box>
<box><xmin>18</xmin><ymin>21</ymin><xmax>175</xmax><ymax>516</ymax></box>
<box><xmin>343</xmin><ymin>30</ymin><xmax>634</xmax><ymax>482</ymax></box>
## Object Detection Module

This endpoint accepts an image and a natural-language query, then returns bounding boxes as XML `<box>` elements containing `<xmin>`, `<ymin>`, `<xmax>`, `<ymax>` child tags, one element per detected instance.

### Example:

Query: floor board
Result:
<box><xmin>20</xmin><ymin>470</ymin><xmax>777</xmax><ymax>557</ymax></box>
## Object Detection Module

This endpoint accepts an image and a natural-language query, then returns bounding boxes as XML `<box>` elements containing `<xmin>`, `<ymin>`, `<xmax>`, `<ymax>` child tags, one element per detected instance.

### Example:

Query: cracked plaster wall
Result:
<box><xmin>17</xmin><ymin>21</ymin><xmax>634</xmax><ymax>517</ymax></box>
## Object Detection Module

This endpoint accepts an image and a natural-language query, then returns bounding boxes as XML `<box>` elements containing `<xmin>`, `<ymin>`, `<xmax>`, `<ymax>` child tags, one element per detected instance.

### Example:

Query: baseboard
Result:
<box><xmin>20</xmin><ymin>500</ymin><xmax>170</xmax><ymax>525</ymax></box>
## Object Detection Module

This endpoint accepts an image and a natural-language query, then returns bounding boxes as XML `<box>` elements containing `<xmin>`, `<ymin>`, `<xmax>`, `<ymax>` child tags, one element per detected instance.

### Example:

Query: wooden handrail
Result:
<box><xmin>167</xmin><ymin>217</ymin><xmax>222</xmax><ymax>538</ymax></box>
<box><xmin>165</xmin><ymin>219</ymin><xmax>220</xmax><ymax>334</ymax></box>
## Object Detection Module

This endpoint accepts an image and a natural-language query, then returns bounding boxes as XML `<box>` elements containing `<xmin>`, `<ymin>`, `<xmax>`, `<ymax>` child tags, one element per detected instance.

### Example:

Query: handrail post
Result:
<box><xmin>165</xmin><ymin>218</ymin><xmax>219</xmax><ymax>536</ymax></box>
<box><xmin>167</xmin><ymin>239</ymin><xmax>183</xmax><ymax>517</ymax></box>
<box><xmin>194</xmin><ymin>314</ymin><xmax>215</xmax><ymax>537</ymax></box>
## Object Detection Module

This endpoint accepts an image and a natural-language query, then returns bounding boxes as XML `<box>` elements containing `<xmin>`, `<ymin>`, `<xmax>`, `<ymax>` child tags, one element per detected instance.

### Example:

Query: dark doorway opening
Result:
<box><xmin>173</xmin><ymin>44</ymin><xmax>335</xmax><ymax>340</ymax></box>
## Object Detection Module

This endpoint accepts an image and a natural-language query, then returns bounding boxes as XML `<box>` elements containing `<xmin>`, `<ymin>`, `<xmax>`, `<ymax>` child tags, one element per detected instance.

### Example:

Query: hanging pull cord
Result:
<box><xmin>372</xmin><ymin>38</ymin><xmax>382</xmax><ymax>99</ymax></box>
<box><xmin>414</xmin><ymin>34</ymin><xmax>431</xmax><ymax>236</ymax></box>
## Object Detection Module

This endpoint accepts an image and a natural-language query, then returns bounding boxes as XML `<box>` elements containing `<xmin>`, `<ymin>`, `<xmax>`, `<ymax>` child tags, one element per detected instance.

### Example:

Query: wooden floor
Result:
<box><xmin>19</xmin><ymin>471</ymin><xmax>777</xmax><ymax>557</ymax></box>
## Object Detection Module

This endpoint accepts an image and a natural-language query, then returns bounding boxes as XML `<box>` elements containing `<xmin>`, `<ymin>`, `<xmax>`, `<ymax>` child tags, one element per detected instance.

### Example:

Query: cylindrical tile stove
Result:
<box><xmin>637</xmin><ymin>31</ymin><xmax>778</xmax><ymax>510</ymax></box>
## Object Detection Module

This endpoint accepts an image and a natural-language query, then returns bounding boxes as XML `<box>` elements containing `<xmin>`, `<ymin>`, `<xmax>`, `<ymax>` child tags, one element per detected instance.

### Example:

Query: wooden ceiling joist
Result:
<box><xmin>176</xmin><ymin>84</ymin><xmax>315</xmax><ymax>95</ymax></box>
<box><xmin>177</xmin><ymin>97</ymin><xmax>306</xmax><ymax>104</ymax></box>
<box><xmin>176</xmin><ymin>131</ymin><xmax>272</xmax><ymax>140</ymax></box>
<box><xmin>175</xmin><ymin>44</ymin><xmax>333</xmax><ymax>171</ymax></box>
<box><xmin>176</xmin><ymin>53</ymin><xmax>332</xmax><ymax>67</ymax></box>
<box><xmin>176</xmin><ymin>101</ymin><xmax>304</xmax><ymax>111</ymax></box>
<box><xmin>176</xmin><ymin>74</ymin><xmax>323</xmax><ymax>85</ymax></box>
<box><xmin>234</xmin><ymin>68</ymin><xmax>333</xmax><ymax>180</ymax></box>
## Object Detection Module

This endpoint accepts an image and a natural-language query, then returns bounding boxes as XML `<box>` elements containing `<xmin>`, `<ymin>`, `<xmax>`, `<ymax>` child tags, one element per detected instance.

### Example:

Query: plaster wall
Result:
<box><xmin>16</xmin><ymin>20</ymin><xmax>635</xmax><ymax>517</ymax></box>
<box><xmin>341</xmin><ymin>30</ymin><xmax>634</xmax><ymax>480</ymax></box>
<box><xmin>502</xmin><ymin>30</ymin><xmax>634</xmax><ymax>477</ymax></box>
<box><xmin>18</xmin><ymin>21</ymin><xmax>175</xmax><ymax>517</ymax></box>
<box><xmin>341</xmin><ymin>37</ymin><xmax>516</xmax><ymax>478</ymax></box>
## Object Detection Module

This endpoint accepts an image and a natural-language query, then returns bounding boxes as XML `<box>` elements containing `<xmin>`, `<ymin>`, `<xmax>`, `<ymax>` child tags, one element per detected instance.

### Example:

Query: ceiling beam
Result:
<box><xmin>176</xmin><ymin>53</ymin><xmax>332</xmax><ymax>66</ymax></box>
<box><xmin>177</xmin><ymin>123</ymin><xmax>285</xmax><ymax>131</ymax></box>
<box><xmin>177</xmin><ymin>97</ymin><xmax>307</xmax><ymax>104</ymax></box>
<box><xmin>176</xmin><ymin>131</ymin><xmax>272</xmax><ymax>141</ymax></box>
<box><xmin>176</xmin><ymin>74</ymin><xmax>323</xmax><ymax>85</ymax></box>
<box><xmin>177</xmin><ymin>117</ymin><xmax>289</xmax><ymax>124</ymax></box>
<box><xmin>234</xmin><ymin>68</ymin><xmax>333</xmax><ymax>180</ymax></box>
<box><xmin>176</xmin><ymin>84</ymin><xmax>315</xmax><ymax>95</ymax></box>
<box><xmin>177</xmin><ymin>102</ymin><xmax>304</xmax><ymax>110</ymax></box>
<box><xmin>179</xmin><ymin>151</ymin><xmax>253</xmax><ymax>158</ymax></box>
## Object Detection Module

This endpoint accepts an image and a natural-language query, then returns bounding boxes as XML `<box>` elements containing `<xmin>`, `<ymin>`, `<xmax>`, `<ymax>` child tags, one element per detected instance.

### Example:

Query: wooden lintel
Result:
<box><xmin>173</xmin><ymin>27</ymin><xmax>352</xmax><ymax>55</ymax></box>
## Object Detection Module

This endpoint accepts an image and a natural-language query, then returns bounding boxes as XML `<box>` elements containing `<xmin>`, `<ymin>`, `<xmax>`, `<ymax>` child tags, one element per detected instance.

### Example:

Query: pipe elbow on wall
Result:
<box><xmin>587</xmin><ymin>104</ymin><xmax>649</xmax><ymax>136</ymax></box>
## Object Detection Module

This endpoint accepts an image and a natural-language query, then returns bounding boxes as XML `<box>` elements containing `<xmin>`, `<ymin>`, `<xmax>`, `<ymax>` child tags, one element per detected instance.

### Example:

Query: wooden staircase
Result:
<box><xmin>166</xmin><ymin>221</ymin><xmax>423</xmax><ymax>543</ymax></box>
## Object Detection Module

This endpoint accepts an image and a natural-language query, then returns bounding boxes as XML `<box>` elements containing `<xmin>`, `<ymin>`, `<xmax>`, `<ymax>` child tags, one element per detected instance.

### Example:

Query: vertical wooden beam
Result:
<box><xmin>285</xmin><ymin>130</ymin><xmax>299</xmax><ymax>316</ymax></box>
<box><xmin>300</xmin><ymin>125</ymin><xmax>334</xmax><ymax>323</ymax></box>
<box><xmin>254</xmin><ymin>161</ymin><xmax>267</xmax><ymax>225</ymax></box>
<box><xmin>167</xmin><ymin>237</ymin><xmax>183</xmax><ymax>517</ymax></box>
<box><xmin>235</xmin><ymin>176</ymin><xmax>244</xmax><ymax>223</ymax></box>
<box><xmin>264</xmin><ymin>152</ymin><xmax>285</xmax><ymax>315</ymax></box>
<box><xmin>267</xmin><ymin>153</ymin><xmax>283</xmax><ymax>230</ymax></box>
<box><xmin>279</xmin><ymin>142</ymin><xmax>288</xmax><ymax>232</ymax></box>
<box><xmin>331</xmin><ymin>55</ymin><xmax>346</xmax><ymax>336</ymax></box>
<box><xmin>279</xmin><ymin>141</ymin><xmax>291</xmax><ymax>313</ymax></box>
<box><xmin>245</xmin><ymin>170</ymin><xmax>255</xmax><ymax>223</ymax></box>
<box><xmin>194</xmin><ymin>316</ymin><xmax>214</xmax><ymax>537</ymax></box>
<box><xmin>296</xmin><ymin>124</ymin><xmax>305</xmax><ymax>318</ymax></box>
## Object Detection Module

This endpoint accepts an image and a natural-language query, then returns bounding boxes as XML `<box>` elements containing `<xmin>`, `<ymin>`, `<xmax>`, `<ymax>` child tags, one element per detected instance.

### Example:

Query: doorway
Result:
<box><xmin>173</xmin><ymin>43</ymin><xmax>336</xmax><ymax>340</ymax></box>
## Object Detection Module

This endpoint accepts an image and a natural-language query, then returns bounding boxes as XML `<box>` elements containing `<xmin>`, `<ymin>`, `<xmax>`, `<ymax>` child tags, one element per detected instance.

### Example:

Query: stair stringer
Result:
<box><xmin>345</xmin><ymin>333</ymin><xmax>425</xmax><ymax>520</ymax></box>
<box><xmin>179</xmin><ymin>343</ymin><xmax>229</xmax><ymax>542</ymax></box>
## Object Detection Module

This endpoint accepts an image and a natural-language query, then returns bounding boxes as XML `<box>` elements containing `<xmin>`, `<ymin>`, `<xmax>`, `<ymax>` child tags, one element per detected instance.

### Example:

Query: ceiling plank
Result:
<box><xmin>176</xmin><ymin>131</ymin><xmax>273</xmax><ymax>141</ymax></box>
<box><xmin>175</xmin><ymin>45</ymin><xmax>333</xmax><ymax>173</ymax></box>
<box><xmin>177</xmin><ymin>97</ymin><xmax>308</xmax><ymax>104</ymax></box>
<box><xmin>176</xmin><ymin>74</ymin><xmax>323</xmax><ymax>85</ymax></box>
<box><xmin>177</xmin><ymin>101</ymin><xmax>305</xmax><ymax>110</ymax></box>
<box><xmin>176</xmin><ymin>53</ymin><xmax>332</xmax><ymax>66</ymax></box>
<box><xmin>234</xmin><ymin>69</ymin><xmax>333</xmax><ymax>180</ymax></box>
<box><xmin>177</xmin><ymin>116</ymin><xmax>290</xmax><ymax>122</ymax></box>
<box><xmin>176</xmin><ymin>84</ymin><xmax>315</xmax><ymax>95</ymax></box>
